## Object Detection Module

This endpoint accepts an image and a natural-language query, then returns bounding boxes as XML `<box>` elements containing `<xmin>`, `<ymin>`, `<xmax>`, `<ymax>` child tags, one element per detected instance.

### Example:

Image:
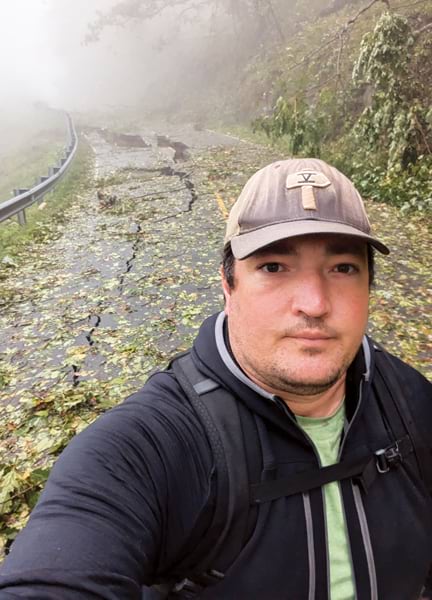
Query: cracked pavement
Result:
<box><xmin>0</xmin><ymin>123</ymin><xmax>277</xmax><ymax>412</ymax></box>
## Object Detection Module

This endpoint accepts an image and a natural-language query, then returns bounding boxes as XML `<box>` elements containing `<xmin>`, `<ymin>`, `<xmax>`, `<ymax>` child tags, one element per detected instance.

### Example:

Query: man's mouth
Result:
<box><xmin>289</xmin><ymin>331</ymin><xmax>333</xmax><ymax>340</ymax></box>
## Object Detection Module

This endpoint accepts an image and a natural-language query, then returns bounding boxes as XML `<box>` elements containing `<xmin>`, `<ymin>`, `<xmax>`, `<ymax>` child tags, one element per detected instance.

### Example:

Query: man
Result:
<box><xmin>0</xmin><ymin>158</ymin><xmax>431</xmax><ymax>599</ymax></box>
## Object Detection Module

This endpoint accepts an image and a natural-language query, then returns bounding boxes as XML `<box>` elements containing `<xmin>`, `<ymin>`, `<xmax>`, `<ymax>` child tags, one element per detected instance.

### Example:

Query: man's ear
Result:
<box><xmin>220</xmin><ymin>266</ymin><xmax>232</xmax><ymax>314</ymax></box>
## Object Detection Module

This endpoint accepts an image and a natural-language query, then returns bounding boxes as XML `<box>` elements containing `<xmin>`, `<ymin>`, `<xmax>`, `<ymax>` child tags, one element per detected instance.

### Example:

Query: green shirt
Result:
<box><xmin>296</xmin><ymin>403</ymin><xmax>355</xmax><ymax>600</ymax></box>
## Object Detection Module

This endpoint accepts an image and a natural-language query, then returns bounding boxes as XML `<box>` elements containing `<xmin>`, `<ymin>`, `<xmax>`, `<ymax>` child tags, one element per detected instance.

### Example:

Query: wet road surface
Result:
<box><xmin>0</xmin><ymin>123</ymin><xmax>278</xmax><ymax>412</ymax></box>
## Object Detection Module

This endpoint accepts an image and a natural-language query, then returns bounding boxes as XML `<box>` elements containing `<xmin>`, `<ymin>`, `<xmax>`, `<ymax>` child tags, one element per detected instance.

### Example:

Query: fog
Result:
<box><xmin>2</xmin><ymin>0</ymin><xmax>139</xmax><ymax>111</ymax></box>
<box><xmin>0</xmin><ymin>0</ymin><xmax>229</xmax><ymax>117</ymax></box>
<box><xmin>3</xmin><ymin>0</ymin><xmax>340</xmax><ymax>153</ymax></box>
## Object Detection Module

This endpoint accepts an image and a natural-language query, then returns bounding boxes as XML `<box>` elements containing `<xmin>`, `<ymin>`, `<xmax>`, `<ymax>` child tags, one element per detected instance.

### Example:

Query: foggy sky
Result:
<box><xmin>0</xmin><ymin>0</ymin><xmax>196</xmax><ymax>113</ymax></box>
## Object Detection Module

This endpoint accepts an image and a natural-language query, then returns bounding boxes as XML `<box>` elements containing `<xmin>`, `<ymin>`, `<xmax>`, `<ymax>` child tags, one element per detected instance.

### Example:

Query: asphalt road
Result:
<box><xmin>0</xmin><ymin>122</ymin><xmax>278</xmax><ymax>412</ymax></box>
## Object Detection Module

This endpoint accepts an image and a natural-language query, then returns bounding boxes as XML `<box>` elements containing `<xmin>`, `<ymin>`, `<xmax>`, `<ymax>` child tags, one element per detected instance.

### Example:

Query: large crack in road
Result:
<box><xmin>0</xmin><ymin>123</ymin><xmax>250</xmax><ymax>407</ymax></box>
<box><xmin>54</xmin><ymin>134</ymin><xmax>202</xmax><ymax>390</ymax></box>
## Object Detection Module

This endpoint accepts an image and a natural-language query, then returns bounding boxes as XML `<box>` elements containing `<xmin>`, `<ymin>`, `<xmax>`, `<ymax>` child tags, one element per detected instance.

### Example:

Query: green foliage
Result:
<box><xmin>0</xmin><ymin>380</ymin><xmax>118</xmax><ymax>557</ymax></box>
<box><xmin>252</xmin><ymin>94</ymin><xmax>329</xmax><ymax>156</ymax></box>
<box><xmin>352</xmin><ymin>12</ymin><xmax>413</xmax><ymax>92</ymax></box>
<box><xmin>351</xmin><ymin>154</ymin><xmax>432</xmax><ymax>213</ymax></box>
<box><xmin>348</xmin><ymin>11</ymin><xmax>432</xmax><ymax>211</ymax></box>
<box><xmin>352</xmin><ymin>12</ymin><xmax>430</xmax><ymax>169</ymax></box>
<box><xmin>252</xmin><ymin>9</ymin><xmax>432</xmax><ymax>213</ymax></box>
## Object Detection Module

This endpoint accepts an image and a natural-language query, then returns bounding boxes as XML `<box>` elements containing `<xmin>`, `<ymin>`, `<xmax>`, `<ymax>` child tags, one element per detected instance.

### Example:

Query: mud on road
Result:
<box><xmin>0</xmin><ymin>121</ymin><xmax>430</xmax><ymax>551</ymax></box>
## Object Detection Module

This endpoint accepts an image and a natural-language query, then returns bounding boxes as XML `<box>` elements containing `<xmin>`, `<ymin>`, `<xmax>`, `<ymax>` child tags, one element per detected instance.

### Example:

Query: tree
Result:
<box><xmin>353</xmin><ymin>11</ymin><xmax>431</xmax><ymax>168</ymax></box>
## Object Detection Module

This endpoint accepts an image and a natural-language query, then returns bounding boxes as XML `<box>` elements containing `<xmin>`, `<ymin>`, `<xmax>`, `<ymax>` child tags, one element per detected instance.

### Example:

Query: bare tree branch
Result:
<box><xmin>282</xmin><ymin>36</ymin><xmax>340</xmax><ymax>76</ymax></box>
<box><xmin>265</xmin><ymin>0</ymin><xmax>286</xmax><ymax>44</ymax></box>
<box><xmin>85</xmin><ymin>0</ymin><xmax>206</xmax><ymax>43</ymax></box>
<box><xmin>394</xmin><ymin>0</ymin><xmax>430</xmax><ymax>10</ymax></box>
<box><xmin>279</xmin><ymin>0</ymin><xmax>391</xmax><ymax>81</ymax></box>
<box><xmin>305</xmin><ymin>73</ymin><xmax>339</xmax><ymax>94</ymax></box>
<box><xmin>346</xmin><ymin>0</ymin><xmax>389</xmax><ymax>28</ymax></box>
<box><xmin>336</xmin><ymin>31</ymin><xmax>345</xmax><ymax>84</ymax></box>
<box><xmin>414</xmin><ymin>21</ymin><xmax>432</xmax><ymax>36</ymax></box>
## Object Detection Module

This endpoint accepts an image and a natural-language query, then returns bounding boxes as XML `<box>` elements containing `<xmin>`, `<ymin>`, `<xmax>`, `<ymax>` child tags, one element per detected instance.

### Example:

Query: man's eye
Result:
<box><xmin>261</xmin><ymin>263</ymin><xmax>282</xmax><ymax>273</ymax></box>
<box><xmin>334</xmin><ymin>263</ymin><xmax>358</xmax><ymax>274</ymax></box>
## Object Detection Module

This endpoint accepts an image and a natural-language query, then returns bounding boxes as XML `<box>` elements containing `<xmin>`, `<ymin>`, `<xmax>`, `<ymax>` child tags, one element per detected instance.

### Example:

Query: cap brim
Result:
<box><xmin>230</xmin><ymin>220</ymin><xmax>390</xmax><ymax>259</ymax></box>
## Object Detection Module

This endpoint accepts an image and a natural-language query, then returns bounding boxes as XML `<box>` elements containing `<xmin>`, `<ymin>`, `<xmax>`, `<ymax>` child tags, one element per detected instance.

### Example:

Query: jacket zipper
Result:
<box><xmin>338</xmin><ymin>377</ymin><xmax>377</xmax><ymax>600</ymax></box>
<box><xmin>303</xmin><ymin>492</ymin><xmax>316</xmax><ymax>600</ymax></box>
<box><xmin>351</xmin><ymin>482</ymin><xmax>378</xmax><ymax>600</ymax></box>
<box><xmin>275</xmin><ymin>399</ymin><xmax>328</xmax><ymax>600</ymax></box>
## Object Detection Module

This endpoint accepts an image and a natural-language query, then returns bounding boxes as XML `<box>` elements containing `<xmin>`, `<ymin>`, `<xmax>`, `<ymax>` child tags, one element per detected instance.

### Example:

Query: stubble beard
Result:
<box><xmin>257</xmin><ymin>360</ymin><xmax>348</xmax><ymax>396</ymax></box>
<box><xmin>239</xmin><ymin>345</ymin><xmax>354</xmax><ymax>397</ymax></box>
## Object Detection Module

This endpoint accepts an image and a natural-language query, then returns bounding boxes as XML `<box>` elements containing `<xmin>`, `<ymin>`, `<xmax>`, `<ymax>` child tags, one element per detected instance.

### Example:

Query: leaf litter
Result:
<box><xmin>0</xmin><ymin>125</ymin><xmax>430</xmax><ymax>556</ymax></box>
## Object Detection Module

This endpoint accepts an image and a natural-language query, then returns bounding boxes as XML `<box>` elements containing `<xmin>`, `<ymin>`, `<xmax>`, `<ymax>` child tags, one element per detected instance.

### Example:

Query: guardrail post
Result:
<box><xmin>37</xmin><ymin>176</ymin><xmax>49</xmax><ymax>204</ymax></box>
<box><xmin>17</xmin><ymin>210</ymin><xmax>27</xmax><ymax>225</ymax></box>
<box><xmin>13</xmin><ymin>189</ymin><xmax>27</xmax><ymax>226</ymax></box>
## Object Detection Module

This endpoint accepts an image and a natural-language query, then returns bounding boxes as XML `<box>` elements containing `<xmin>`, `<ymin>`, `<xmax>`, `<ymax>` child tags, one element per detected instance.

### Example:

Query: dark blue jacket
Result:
<box><xmin>0</xmin><ymin>313</ymin><xmax>431</xmax><ymax>599</ymax></box>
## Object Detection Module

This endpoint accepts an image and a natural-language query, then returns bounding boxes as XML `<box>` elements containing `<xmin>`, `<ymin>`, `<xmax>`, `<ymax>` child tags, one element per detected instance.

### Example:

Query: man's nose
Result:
<box><xmin>290</xmin><ymin>274</ymin><xmax>330</xmax><ymax>318</ymax></box>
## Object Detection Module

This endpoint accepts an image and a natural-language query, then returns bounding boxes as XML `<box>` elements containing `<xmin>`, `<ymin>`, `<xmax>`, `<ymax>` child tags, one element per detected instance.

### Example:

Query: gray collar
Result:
<box><xmin>214</xmin><ymin>311</ymin><xmax>275</xmax><ymax>401</ymax></box>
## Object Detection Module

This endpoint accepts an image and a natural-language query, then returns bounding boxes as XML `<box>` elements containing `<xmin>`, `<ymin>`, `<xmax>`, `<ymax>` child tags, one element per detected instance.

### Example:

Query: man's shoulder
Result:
<box><xmin>59</xmin><ymin>364</ymin><xmax>212</xmax><ymax>470</ymax></box>
<box><xmin>128</xmin><ymin>365</ymin><xmax>193</xmax><ymax>412</ymax></box>
<box><xmin>47</xmin><ymin>364</ymin><xmax>214</xmax><ymax>505</ymax></box>
<box><xmin>371</xmin><ymin>341</ymin><xmax>431</xmax><ymax>424</ymax></box>
<box><xmin>372</xmin><ymin>342</ymin><xmax>430</xmax><ymax>390</ymax></box>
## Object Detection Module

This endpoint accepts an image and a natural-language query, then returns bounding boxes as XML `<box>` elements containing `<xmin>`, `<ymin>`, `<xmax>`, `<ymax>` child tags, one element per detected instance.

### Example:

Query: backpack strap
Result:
<box><xmin>373</xmin><ymin>346</ymin><xmax>432</xmax><ymax>493</ymax></box>
<box><xmin>169</xmin><ymin>352</ymin><xmax>257</xmax><ymax>576</ymax></box>
<box><xmin>145</xmin><ymin>352</ymin><xmax>258</xmax><ymax>599</ymax></box>
<box><xmin>250</xmin><ymin>434</ymin><xmax>413</xmax><ymax>503</ymax></box>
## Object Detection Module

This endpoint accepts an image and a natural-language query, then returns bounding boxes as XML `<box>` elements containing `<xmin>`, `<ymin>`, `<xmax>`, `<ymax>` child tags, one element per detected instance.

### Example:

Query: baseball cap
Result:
<box><xmin>225</xmin><ymin>158</ymin><xmax>390</xmax><ymax>259</ymax></box>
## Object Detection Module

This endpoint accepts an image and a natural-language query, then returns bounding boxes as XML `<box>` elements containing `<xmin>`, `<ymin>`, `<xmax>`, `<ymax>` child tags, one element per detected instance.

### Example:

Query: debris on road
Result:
<box><xmin>0</xmin><ymin>121</ymin><xmax>430</xmax><ymax>556</ymax></box>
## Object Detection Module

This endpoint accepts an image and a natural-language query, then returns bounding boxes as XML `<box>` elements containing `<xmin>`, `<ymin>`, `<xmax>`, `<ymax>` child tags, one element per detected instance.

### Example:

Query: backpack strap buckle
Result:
<box><xmin>375</xmin><ymin>440</ymin><xmax>403</xmax><ymax>474</ymax></box>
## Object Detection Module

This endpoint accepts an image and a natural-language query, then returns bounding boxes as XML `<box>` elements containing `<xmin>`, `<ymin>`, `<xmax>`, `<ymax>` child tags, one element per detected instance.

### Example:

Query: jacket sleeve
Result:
<box><xmin>0</xmin><ymin>373</ymin><xmax>214</xmax><ymax>599</ymax></box>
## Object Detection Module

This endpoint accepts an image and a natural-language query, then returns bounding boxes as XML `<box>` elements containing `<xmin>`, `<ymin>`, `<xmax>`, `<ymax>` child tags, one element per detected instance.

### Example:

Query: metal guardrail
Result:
<box><xmin>0</xmin><ymin>113</ymin><xmax>78</xmax><ymax>225</ymax></box>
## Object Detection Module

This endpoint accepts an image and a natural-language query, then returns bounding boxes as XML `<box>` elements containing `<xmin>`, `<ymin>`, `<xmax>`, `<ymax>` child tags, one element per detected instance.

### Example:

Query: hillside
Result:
<box><xmin>214</xmin><ymin>0</ymin><xmax>432</xmax><ymax>213</ymax></box>
<box><xmin>99</xmin><ymin>0</ymin><xmax>431</xmax><ymax>213</ymax></box>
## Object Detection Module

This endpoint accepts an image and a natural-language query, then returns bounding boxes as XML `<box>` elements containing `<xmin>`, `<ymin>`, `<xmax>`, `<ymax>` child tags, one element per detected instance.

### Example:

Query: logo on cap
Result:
<box><xmin>286</xmin><ymin>169</ymin><xmax>331</xmax><ymax>211</ymax></box>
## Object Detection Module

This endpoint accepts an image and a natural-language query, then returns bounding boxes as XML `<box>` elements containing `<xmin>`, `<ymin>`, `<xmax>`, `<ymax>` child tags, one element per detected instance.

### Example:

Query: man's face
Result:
<box><xmin>222</xmin><ymin>234</ymin><xmax>370</xmax><ymax>397</ymax></box>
